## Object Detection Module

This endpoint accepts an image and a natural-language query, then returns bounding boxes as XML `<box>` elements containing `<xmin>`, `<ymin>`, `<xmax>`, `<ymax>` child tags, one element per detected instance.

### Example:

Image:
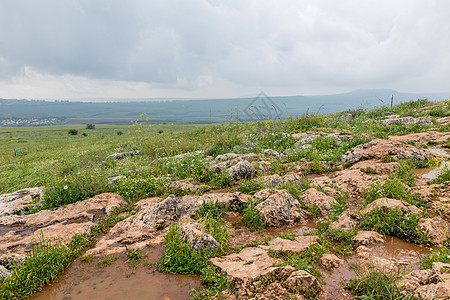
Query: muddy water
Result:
<box><xmin>322</xmin><ymin>236</ymin><xmax>431</xmax><ymax>300</ymax></box>
<box><xmin>414</xmin><ymin>147</ymin><xmax>450</xmax><ymax>180</ymax></box>
<box><xmin>32</xmin><ymin>245</ymin><xmax>200</xmax><ymax>300</ymax></box>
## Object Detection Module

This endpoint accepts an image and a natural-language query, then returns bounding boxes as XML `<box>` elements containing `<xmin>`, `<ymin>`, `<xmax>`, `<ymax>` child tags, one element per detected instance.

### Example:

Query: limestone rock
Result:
<box><xmin>167</xmin><ymin>178</ymin><xmax>210</xmax><ymax>193</ymax></box>
<box><xmin>320</xmin><ymin>253</ymin><xmax>344</xmax><ymax>269</ymax></box>
<box><xmin>105</xmin><ymin>150</ymin><xmax>139</xmax><ymax>161</ymax></box>
<box><xmin>353</xmin><ymin>230</ymin><xmax>385</xmax><ymax>246</ymax></box>
<box><xmin>312</xmin><ymin>169</ymin><xmax>376</xmax><ymax>198</ymax></box>
<box><xmin>285</xmin><ymin>270</ymin><xmax>324</xmax><ymax>295</ymax></box>
<box><xmin>380</xmin><ymin>116</ymin><xmax>433</xmax><ymax>127</ymax></box>
<box><xmin>417</xmin><ymin>217</ymin><xmax>450</xmax><ymax>246</ymax></box>
<box><xmin>340</xmin><ymin>139</ymin><xmax>431</xmax><ymax>165</ymax></box>
<box><xmin>390</xmin><ymin>131</ymin><xmax>450</xmax><ymax>147</ymax></box>
<box><xmin>209</xmin><ymin>247</ymin><xmax>282</xmax><ymax>281</ymax></box>
<box><xmin>259</xmin><ymin>236</ymin><xmax>319</xmax><ymax>252</ymax></box>
<box><xmin>350</xmin><ymin>160</ymin><xmax>400</xmax><ymax>175</ymax></box>
<box><xmin>361</xmin><ymin>198</ymin><xmax>421</xmax><ymax>216</ymax></box>
<box><xmin>0</xmin><ymin>265</ymin><xmax>12</xmax><ymax>278</ymax></box>
<box><xmin>141</xmin><ymin>195</ymin><xmax>180</xmax><ymax>228</ymax></box>
<box><xmin>179</xmin><ymin>221</ymin><xmax>219</xmax><ymax>251</ymax></box>
<box><xmin>228</xmin><ymin>160</ymin><xmax>256</xmax><ymax>181</ymax></box>
<box><xmin>264</xmin><ymin>149</ymin><xmax>284</xmax><ymax>159</ymax></box>
<box><xmin>330</xmin><ymin>209</ymin><xmax>361</xmax><ymax>230</ymax></box>
<box><xmin>258</xmin><ymin>174</ymin><xmax>283</xmax><ymax>187</ymax></box>
<box><xmin>254</xmin><ymin>189</ymin><xmax>309</xmax><ymax>227</ymax></box>
<box><xmin>0</xmin><ymin>187</ymin><xmax>43</xmax><ymax>216</ymax></box>
<box><xmin>0</xmin><ymin>193</ymin><xmax>125</xmax><ymax>263</ymax></box>
<box><xmin>298</xmin><ymin>188</ymin><xmax>338</xmax><ymax>217</ymax></box>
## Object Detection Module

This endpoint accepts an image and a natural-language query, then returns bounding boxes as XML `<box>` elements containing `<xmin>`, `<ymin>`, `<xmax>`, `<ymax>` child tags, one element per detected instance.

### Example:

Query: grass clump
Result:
<box><xmin>420</xmin><ymin>246</ymin><xmax>450</xmax><ymax>269</ymax></box>
<box><xmin>239</xmin><ymin>179</ymin><xmax>266</xmax><ymax>195</ymax></box>
<box><xmin>124</xmin><ymin>247</ymin><xmax>144</xmax><ymax>268</ymax></box>
<box><xmin>97</xmin><ymin>254</ymin><xmax>120</xmax><ymax>268</ymax></box>
<box><xmin>359</xmin><ymin>207</ymin><xmax>429</xmax><ymax>245</ymax></box>
<box><xmin>242</xmin><ymin>199</ymin><xmax>266</xmax><ymax>231</ymax></box>
<box><xmin>345</xmin><ymin>265</ymin><xmax>409</xmax><ymax>300</ymax></box>
<box><xmin>190</xmin><ymin>265</ymin><xmax>232</xmax><ymax>300</ymax></box>
<box><xmin>157</xmin><ymin>223</ymin><xmax>210</xmax><ymax>274</ymax></box>
<box><xmin>314</xmin><ymin>221</ymin><xmax>356</xmax><ymax>256</ymax></box>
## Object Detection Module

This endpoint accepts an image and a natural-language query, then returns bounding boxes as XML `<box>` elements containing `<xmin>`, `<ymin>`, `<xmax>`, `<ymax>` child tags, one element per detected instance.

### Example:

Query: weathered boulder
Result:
<box><xmin>379</xmin><ymin>116</ymin><xmax>433</xmax><ymax>127</ymax></box>
<box><xmin>263</xmin><ymin>148</ymin><xmax>284</xmax><ymax>159</ymax></box>
<box><xmin>105</xmin><ymin>150</ymin><xmax>139</xmax><ymax>161</ymax></box>
<box><xmin>254</xmin><ymin>189</ymin><xmax>309</xmax><ymax>227</ymax></box>
<box><xmin>209</xmin><ymin>247</ymin><xmax>282</xmax><ymax>281</ymax></box>
<box><xmin>0</xmin><ymin>187</ymin><xmax>43</xmax><ymax>216</ymax></box>
<box><xmin>166</xmin><ymin>178</ymin><xmax>210</xmax><ymax>193</ymax></box>
<box><xmin>179</xmin><ymin>220</ymin><xmax>219</xmax><ymax>251</ymax></box>
<box><xmin>361</xmin><ymin>198</ymin><xmax>421</xmax><ymax>216</ymax></box>
<box><xmin>140</xmin><ymin>195</ymin><xmax>180</xmax><ymax>228</ymax></box>
<box><xmin>417</xmin><ymin>217</ymin><xmax>450</xmax><ymax>246</ymax></box>
<box><xmin>340</xmin><ymin>139</ymin><xmax>431</xmax><ymax>165</ymax></box>
<box><xmin>228</xmin><ymin>160</ymin><xmax>256</xmax><ymax>181</ymax></box>
<box><xmin>179</xmin><ymin>192</ymin><xmax>248</xmax><ymax>216</ymax></box>
<box><xmin>353</xmin><ymin>230</ymin><xmax>385</xmax><ymax>246</ymax></box>
<box><xmin>0</xmin><ymin>193</ymin><xmax>125</xmax><ymax>264</ymax></box>
<box><xmin>356</xmin><ymin>246</ymin><xmax>410</xmax><ymax>272</ymax></box>
<box><xmin>330</xmin><ymin>209</ymin><xmax>361</xmax><ymax>230</ymax></box>
<box><xmin>285</xmin><ymin>269</ymin><xmax>324</xmax><ymax>295</ymax></box>
<box><xmin>312</xmin><ymin>169</ymin><xmax>376</xmax><ymax>198</ymax></box>
<box><xmin>258</xmin><ymin>174</ymin><xmax>283</xmax><ymax>187</ymax></box>
<box><xmin>259</xmin><ymin>236</ymin><xmax>319</xmax><ymax>252</ymax></box>
<box><xmin>390</xmin><ymin>131</ymin><xmax>450</xmax><ymax>147</ymax></box>
<box><xmin>350</xmin><ymin>160</ymin><xmax>399</xmax><ymax>175</ymax></box>
<box><xmin>398</xmin><ymin>262</ymin><xmax>450</xmax><ymax>300</ymax></box>
<box><xmin>320</xmin><ymin>253</ymin><xmax>344</xmax><ymax>269</ymax></box>
<box><xmin>298</xmin><ymin>188</ymin><xmax>338</xmax><ymax>217</ymax></box>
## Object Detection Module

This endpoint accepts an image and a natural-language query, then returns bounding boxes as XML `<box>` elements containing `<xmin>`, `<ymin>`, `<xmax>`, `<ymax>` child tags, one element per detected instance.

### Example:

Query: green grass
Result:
<box><xmin>359</xmin><ymin>207</ymin><xmax>429</xmax><ymax>245</ymax></box>
<box><xmin>420</xmin><ymin>246</ymin><xmax>450</xmax><ymax>269</ymax></box>
<box><xmin>345</xmin><ymin>265</ymin><xmax>411</xmax><ymax>300</ymax></box>
<box><xmin>242</xmin><ymin>199</ymin><xmax>267</xmax><ymax>231</ymax></box>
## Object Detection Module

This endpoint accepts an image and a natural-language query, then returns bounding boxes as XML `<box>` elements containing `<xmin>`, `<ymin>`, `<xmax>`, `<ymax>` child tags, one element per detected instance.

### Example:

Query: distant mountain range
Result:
<box><xmin>1</xmin><ymin>89</ymin><xmax>449</xmax><ymax>125</ymax></box>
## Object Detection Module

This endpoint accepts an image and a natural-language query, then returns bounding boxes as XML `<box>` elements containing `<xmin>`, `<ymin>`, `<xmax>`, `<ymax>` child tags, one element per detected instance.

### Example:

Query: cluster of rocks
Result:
<box><xmin>378</xmin><ymin>115</ymin><xmax>433</xmax><ymax>127</ymax></box>
<box><xmin>0</xmin><ymin>187</ymin><xmax>43</xmax><ymax>216</ymax></box>
<box><xmin>208</xmin><ymin>153</ymin><xmax>272</xmax><ymax>181</ymax></box>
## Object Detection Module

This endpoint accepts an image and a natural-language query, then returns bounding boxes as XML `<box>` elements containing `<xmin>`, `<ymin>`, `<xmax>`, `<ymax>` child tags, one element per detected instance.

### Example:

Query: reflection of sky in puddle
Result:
<box><xmin>415</xmin><ymin>147</ymin><xmax>450</xmax><ymax>180</ymax></box>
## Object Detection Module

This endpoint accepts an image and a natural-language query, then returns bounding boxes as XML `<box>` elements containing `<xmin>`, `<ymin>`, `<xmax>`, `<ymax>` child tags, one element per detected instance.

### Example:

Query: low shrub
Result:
<box><xmin>359</xmin><ymin>207</ymin><xmax>429</xmax><ymax>245</ymax></box>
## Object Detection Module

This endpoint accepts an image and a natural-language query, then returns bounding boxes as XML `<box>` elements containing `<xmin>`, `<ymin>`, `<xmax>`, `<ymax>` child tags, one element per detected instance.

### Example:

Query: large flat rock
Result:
<box><xmin>259</xmin><ymin>236</ymin><xmax>319</xmax><ymax>252</ymax></box>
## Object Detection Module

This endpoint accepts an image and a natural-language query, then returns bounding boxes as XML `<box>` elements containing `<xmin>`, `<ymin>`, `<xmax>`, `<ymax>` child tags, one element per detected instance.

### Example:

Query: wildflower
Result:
<box><xmin>63</xmin><ymin>185</ymin><xmax>68</xmax><ymax>190</ymax></box>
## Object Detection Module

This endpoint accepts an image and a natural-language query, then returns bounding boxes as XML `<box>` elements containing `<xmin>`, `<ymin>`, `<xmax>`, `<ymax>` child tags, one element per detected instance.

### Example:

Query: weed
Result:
<box><xmin>157</xmin><ymin>223</ymin><xmax>210</xmax><ymax>274</ymax></box>
<box><xmin>239</xmin><ymin>179</ymin><xmax>266</xmax><ymax>195</ymax></box>
<box><xmin>192</xmin><ymin>200</ymin><xmax>228</xmax><ymax>220</ymax></box>
<box><xmin>364</xmin><ymin>178</ymin><xmax>425</xmax><ymax>208</ymax></box>
<box><xmin>420</xmin><ymin>247</ymin><xmax>450</xmax><ymax>269</ymax></box>
<box><xmin>190</xmin><ymin>265</ymin><xmax>231</xmax><ymax>300</ymax></box>
<box><xmin>345</xmin><ymin>264</ymin><xmax>411</xmax><ymax>300</ymax></box>
<box><xmin>242</xmin><ymin>199</ymin><xmax>266</xmax><ymax>231</ymax></box>
<box><xmin>359</xmin><ymin>207</ymin><xmax>429</xmax><ymax>245</ymax></box>
<box><xmin>97</xmin><ymin>254</ymin><xmax>119</xmax><ymax>268</ymax></box>
<box><xmin>198</xmin><ymin>212</ymin><xmax>229</xmax><ymax>250</ymax></box>
<box><xmin>124</xmin><ymin>247</ymin><xmax>144</xmax><ymax>268</ymax></box>
<box><xmin>314</xmin><ymin>221</ymin><xmax>356</xmax><ymax>256</ymax></box>
<box><xmin>80</xmin><ymin>254</ymin><xmax>94</xmax><ymax>263</ymax></box>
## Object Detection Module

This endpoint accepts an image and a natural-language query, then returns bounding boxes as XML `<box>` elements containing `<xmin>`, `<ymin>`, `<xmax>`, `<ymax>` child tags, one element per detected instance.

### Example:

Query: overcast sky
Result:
<box><xmin>0</xmin><ymin>0</ymin><xmax>449</xmax><ymax>100</ymax></box>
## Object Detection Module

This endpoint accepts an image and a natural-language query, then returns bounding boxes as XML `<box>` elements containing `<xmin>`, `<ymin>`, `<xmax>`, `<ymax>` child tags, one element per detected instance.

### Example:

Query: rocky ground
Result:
<box><xmin>1</xmin><ymin>115</ymin><xmax>450</xmax><ymax>299</ymax></box>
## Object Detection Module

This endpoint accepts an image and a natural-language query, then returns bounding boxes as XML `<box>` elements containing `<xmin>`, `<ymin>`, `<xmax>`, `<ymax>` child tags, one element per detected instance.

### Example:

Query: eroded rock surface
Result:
<box><xmin>0</xmin><ymin>193</ymin><xmax>125</xmax><ymax>266</ymax></box>
<box><xmin>259</xmin><ymin>236</ymin><xmax>319</xmax><ymax>252</ymax></box>
<box><xmin>209</xmin><ymin>247</ymin><xmax>282</xmax><ymax>281</ymax></box>
<box><xmin>299</xmin><ymin>188</ymin><xmax>338</xmax><ymax>218</ymax></box>
<box><xmin>353</xmin><ymin>230</ymin><xmax>385</xmax><ymax>246</ymax></box>
<box><xmin>360</xmin><ymin>198</ymin><xmax>421</xmax><ymax>216</ymax></box>
<box><xmin>417</xmin><ymin>217</ymin><xmax>450</xmax><ymax>246</ymax></box>
<box><xmin>320</xmin><ymin>253</ymin><xmax>344</xmax><ymax>269</ymax></box>
<box><xmin>340</xmin><ymin>139</ymin><xmax>431</xmax><ymax>165</ymax></box>
<box><xmin>330</xmin><ymin>209</ymin><xmax>361</xmax><ymax>230</ymax></box>
<box><xmin>254</xmin><ymin>189</ymin><xmax>309</xmax><ymax>227</ymax></box>
<box><xmin>0</xmin><ymin>187</ymin><xmax>43</xmax><ymax>216</ymax></box>
<box><xmin>166</xmin><ymin>178</ymin><xmax>210</xmax><ymax>193</ymax></box>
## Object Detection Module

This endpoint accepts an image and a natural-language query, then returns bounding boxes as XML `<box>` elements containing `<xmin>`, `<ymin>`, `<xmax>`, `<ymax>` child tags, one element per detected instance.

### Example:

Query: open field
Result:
<box><xmin>1</xmin><ymin>99</ymin><xmax>450</xmax><ymax>299</ymax></box>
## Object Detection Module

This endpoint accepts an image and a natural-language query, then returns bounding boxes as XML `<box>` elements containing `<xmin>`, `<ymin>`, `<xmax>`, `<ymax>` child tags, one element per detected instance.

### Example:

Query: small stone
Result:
<box><xmin>353</xmin><ymin>230</ymin><xmax>385</xmax><ymax>246</ymax></box>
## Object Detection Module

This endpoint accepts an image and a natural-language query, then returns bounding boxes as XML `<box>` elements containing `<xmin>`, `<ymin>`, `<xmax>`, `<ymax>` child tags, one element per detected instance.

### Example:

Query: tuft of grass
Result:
<box><xmin>420</xmin><ymin>246</ymin><xmax>450</xmax><ymax>269</ymax></box>
<box><xmin>345</xmin><ymin>265</ymin><xmax>410</xmax><ymax>300</ymax></box>
<box><xmin>157</xmin><ymin>223</ymin><xmax>210</xmax><ymax>274</ymax></box>
<box><xmin>190</xmin><ymin>265</ymin><xmax>231</xmax><ymax>300</ymax></box>
<box><xmin>97</xmin><ymin>254</ymin><xmax>119</xmax><ymax>268</ymax></box>
<box><xmin>359</xmin><ymin>207</ymin><xmax>429</xmax><ymax>245</ymax></box>
<box><xmin>242</xmin><ymin>199</ymin><xmax>266</xmax><ymax>231</ymax></box>
<box><xmin>238</xmin><ymin>179</ymin><xmax>266</xmax><ymax>195</ymax></box>
<box><xmin>314</xmin><ymin>221</ymin><xmax>356</xmax><ymax>256</ymax></box>
<box><xmin>124</xmin><ymin>246</ymin><xmax>144</xmax><ymax>268</ymax></box>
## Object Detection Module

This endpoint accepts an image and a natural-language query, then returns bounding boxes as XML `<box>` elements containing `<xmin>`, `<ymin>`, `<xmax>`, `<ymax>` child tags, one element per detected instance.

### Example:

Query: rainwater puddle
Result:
<box><xmin>414</xmin><ymin>147</ymin><xmax>450</xmax><ymax>180</ymax></box>
<box><xmin>322</xmin><ymin>236</ymin><xmax>431</xmax><ymax>300</ymax></box>
<box><xmin>32</xmin><ymin>245</ymin><xmax>200</xmax><ymax>300</ymax></box>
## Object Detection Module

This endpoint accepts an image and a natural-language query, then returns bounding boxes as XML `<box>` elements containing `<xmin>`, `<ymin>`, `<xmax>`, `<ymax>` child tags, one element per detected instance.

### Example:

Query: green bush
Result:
<box><xmin>359</xmin><ymin>207</ymin><xmax>429</xmax><ymax>245</ymax></box>
<box><xmin>68</xmin><ymin>129</ymin><xmax>78</xmax><ymax>135</ymax></box>
<box><xmin>157</xmin><ymin>223</ymin><xmax>210</xmax><ymax>274</ymax></box>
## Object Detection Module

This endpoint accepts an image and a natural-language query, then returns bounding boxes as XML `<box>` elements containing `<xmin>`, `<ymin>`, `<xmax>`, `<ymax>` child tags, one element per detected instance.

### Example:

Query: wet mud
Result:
<box><xmin>32</xmin><ymin>245</ymin><xmax>200</xmax><ymax>300</ymax></box>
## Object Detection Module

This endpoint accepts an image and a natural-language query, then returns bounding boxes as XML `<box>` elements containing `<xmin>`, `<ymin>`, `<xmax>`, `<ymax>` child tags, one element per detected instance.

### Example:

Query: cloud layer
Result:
<box><xmin>1</xmin><ymin>0</ymin><xmax>449</xmax><ymax>99</ymax></box>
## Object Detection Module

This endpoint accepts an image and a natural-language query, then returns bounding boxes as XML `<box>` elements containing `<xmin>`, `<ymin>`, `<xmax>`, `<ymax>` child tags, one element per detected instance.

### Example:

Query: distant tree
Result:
<box><xmin>82</xmin><ymin>132</ymin><xmax>88</xmax><ymax>136</ymax></box>
<box><xmin>68</xmin><ymin>129</ymin><xmax>78</xmax><ymax>135</ymax></box>
<box><xmin>116</xmin><ymin>130</ymin><xmax>123</xmax><ymax>135</ymax></box>
<box><xmin>86</xmin><ymin>123</ymin><xmax>95</xmax><ymax>129</ymax></box>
